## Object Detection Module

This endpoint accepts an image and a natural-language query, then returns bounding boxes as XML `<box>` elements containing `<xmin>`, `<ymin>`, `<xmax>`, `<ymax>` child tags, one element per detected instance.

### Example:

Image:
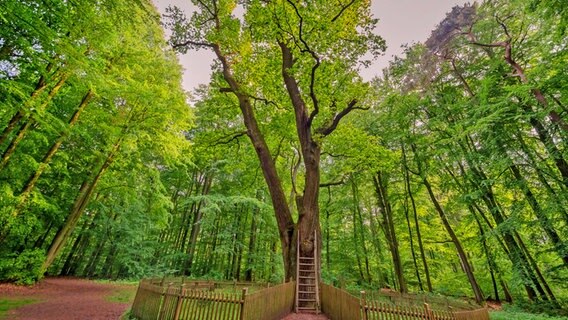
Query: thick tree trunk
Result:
<box><xmin>213</xmin><ymin>43</ymin><xmax>296</xmax><ymax>280</ymax></box>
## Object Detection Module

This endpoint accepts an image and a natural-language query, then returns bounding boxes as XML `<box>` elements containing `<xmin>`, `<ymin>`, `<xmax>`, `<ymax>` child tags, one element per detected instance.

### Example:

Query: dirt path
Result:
<box><xmin>0</xmin><ymin>277</ymin><xmax>133</xmax><ymax>320</ymax></box>
<box><xmin>281</xmin><ymin>313</ymin><xmax>329</xmax><ymax>320</ymax></box>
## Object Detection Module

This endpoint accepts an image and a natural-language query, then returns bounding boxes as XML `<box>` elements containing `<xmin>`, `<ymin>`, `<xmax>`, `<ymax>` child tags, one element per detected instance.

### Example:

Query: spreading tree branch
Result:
<box><xmin>285</xmin><ymin>0</ymin><xmax>321</xmax><ymax>128</ymax></box>
<box><xmin>331</xmin><ymin>0</ymin><xmax>357</xmax><ymax>22</ymax></box>
<box><xmin>212</xmin><ymin>131</ymin><xmax>247</xmax><ymax>146</ymax></box>
<box><xmin>317</xmin><ymin>99</ymin><xmax>367</xmax><ymax>136</ymax></box>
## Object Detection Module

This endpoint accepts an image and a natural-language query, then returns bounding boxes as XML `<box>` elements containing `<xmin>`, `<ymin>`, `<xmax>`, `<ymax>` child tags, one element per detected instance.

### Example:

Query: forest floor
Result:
<box><xmin>0</xmin><ymin>277</ymin><xmax>331</xmax><ymax>320</ymax></box>
<box><xmin>281</xmin><ymin>313</ymin><xmax>329</xmax><ymax>319</ymax></box>
<box><xmin>0</xmin><ymin>277</ymin><xmax>135</xmax><ymax>319</ymax></box>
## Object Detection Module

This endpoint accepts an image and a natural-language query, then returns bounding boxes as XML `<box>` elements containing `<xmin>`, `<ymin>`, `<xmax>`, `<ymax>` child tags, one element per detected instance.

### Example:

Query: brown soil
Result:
<box><xmin>281</xmin><ymin>313</ymin><xmax>329</xmax><ymax>320</ymax></box>
<box><xmin>0</xmin><ymin>277</ymin><xmax>133</xmax><ymax>320</ymax></box>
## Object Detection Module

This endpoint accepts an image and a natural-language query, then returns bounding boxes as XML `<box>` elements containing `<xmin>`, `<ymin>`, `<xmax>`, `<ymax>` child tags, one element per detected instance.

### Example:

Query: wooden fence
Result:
<box><xmin>131</xmin><ymin>279</ymin><xmax>294</xmax><ymax>320</ymax></box>
<box><xmin>320</xmin><ymin>284</ymin><xmax>489</xmax><ymax>320</ymax></box>
<box><xmin>132</xmin><ymin>279</ymin><xmax>489</xmax><ymax>320</ymax></box>
<box><xmin>242</xmin><ymin>281</ymin><xmax>295</xmax><ymax>320</ymax></box>
<box><xmin>356</xmin><ymin>289</ymin><xmax>478</xmax><ymax>311</ymax></box>
<box><xmin>320</xmin><ymin>283</ymin><xmax>362</xmax><ymax>320</ymax></box>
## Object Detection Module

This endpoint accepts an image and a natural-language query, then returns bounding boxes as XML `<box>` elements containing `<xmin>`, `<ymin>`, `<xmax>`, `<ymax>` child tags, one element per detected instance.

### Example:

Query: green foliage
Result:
<box><xmin>491</xmin><ymin>304</ymin><xmax>568</xmax><ymax>320</ymax></box>
<box><xmin>0</xmin><ymin>249</ymin><xmax>44</xmax><ymax>284</ymax></box>
<box><xmin>1</xmin><ymin>1</ymin><xmax>567</xmax><ymax>318</ymax></box>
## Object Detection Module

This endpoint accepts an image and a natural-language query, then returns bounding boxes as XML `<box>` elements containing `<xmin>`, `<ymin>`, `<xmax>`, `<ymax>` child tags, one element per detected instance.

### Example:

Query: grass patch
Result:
<box><xmin>95</xmin><ymin>279</ymin><xmax>139</xmax><ymax>286</ymax></box>
<box><xmin>106</xmin><ymin>286</ymin><xmax>137</xmax><ymax>304</ymax></box>
<box><xmin>490</xmin><ymin>310</ymin><xmax>568</xmax><ymax>320</ymax></box>
<box><xmin>0</xmin><ymin>298</ymin><xmax>38</xmax><ymax>319</ymax></box>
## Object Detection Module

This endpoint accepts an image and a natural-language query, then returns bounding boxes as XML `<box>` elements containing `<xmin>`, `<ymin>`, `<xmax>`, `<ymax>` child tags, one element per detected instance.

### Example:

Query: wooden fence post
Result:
<box><xmin>361</xmin><ymin>291</ymin><xmax>368</xmax><ymax>320</ymax></box>
<box><xmin>239</xmin><ymin>287</ymin><xmax>248</xmax><ymax>320</ymax></box>
<box><xmin>173</xmin><ymin>283</ymin><xmax>184</xmax><ymax>320</ymax></box>
<box><xmin>424</xmin><ymin>303</ymin><xmax>433</xmax><ymax>320</ymax></box>
<box><xmin>158</xmin><ymin>283</ymin><xmax>172</xmax><ymax>320</ymax></box>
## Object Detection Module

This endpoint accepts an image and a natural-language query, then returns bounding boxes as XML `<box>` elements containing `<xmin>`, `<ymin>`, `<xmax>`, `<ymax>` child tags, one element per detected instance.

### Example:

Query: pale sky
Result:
<box><xmin>152</xmin><ymin>0</ymin><xmax>471</xmax><ymax>92</ymax></box>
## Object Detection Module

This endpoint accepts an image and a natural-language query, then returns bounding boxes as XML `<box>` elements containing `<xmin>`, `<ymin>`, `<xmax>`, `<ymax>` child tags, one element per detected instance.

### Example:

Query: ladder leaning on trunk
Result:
<box><xmin>295</xmin><ymin>229</ymin><xmax>320</xmax><ymax>314</ymax></box>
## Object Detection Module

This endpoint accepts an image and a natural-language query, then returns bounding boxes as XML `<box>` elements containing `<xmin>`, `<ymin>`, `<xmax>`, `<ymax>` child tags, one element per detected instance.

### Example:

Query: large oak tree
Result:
<box><xmin>166</xmin><ymin>0</ymin><xmax>385</xmax><ymax>280</ymax></box>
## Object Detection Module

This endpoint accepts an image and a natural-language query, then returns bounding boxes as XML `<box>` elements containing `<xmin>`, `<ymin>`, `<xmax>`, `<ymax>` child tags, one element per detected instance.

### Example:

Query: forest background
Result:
<box><xmin>0</xmin><ymin>0</ymin><xmax>566</xmax><ymax>316</ymax></box>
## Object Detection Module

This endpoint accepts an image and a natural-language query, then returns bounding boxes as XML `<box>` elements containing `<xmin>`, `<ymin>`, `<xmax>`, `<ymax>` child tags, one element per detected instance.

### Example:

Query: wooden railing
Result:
<box><xmin>320</xmin><ymin>284</ymin><xmax>490</xmax><ymax>320</ymax></box>
<box><xmin>453</xmin><ymin>308</ymin><xmax>490</xmax><ymax>320</ymax></box>
<box><xmin>242</xmin><ymin>281</ymin><xmax>295</xmax><ymax>320</ymax></box>
<box><xmin>320</xmin><ymin>283</ymin><xmax>361</xmax><ymax>320</ymax></box>
<box><xmin>132</xmin><ymin>279</ymin><xmax>489</xmax><ymax>320</ymax></box>
<box><xmin>131</xmin><ymin>279</ymin><xmax>294</xmax><ymax>320</ymax></box>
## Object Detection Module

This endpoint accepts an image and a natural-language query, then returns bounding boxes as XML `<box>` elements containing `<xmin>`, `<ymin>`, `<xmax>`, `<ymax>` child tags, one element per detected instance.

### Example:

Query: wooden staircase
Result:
<box><xmin>295</xmin><ymin>230</ymin><xmax>320</xmax><ymax>314</ymax></box>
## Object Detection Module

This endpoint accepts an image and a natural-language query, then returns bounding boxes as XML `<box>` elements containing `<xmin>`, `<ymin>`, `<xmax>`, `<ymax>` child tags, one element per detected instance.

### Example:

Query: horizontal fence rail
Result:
<box><xmin>131</xmin><ymin>279</ymin><xmax>294</xmax><ymax>320</ymax></box>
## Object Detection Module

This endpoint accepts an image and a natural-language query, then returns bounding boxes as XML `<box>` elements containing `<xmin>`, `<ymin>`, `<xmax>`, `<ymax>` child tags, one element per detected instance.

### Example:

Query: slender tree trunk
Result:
<box><xmin>471</xmin><ymin>207</ymin><xmax>499</xmax><ymax>301</ymax></box>
<box><xmin>351</xmin><ymin>177</ymin><xmax>372</xmax><ymax>282</ymax></box>
<box><xmin>508</xmin><ymin>163</ymin><xmax>568</xmax><ymax>266</ymax></box>
<box><xmin>0</xmin><ymin>74</ymin><xmax>68</xmax><ymax>171</ymax></box>
<box><xmin>373</xmin><ymin>171</ymin><xmax>406</xmax><ymax>293</ymax></box>
<box><xmin>183</xmin><ymin>175</ymin><xmax>212</xmax><ymax>275</ymax></box>
<box><xmin>402</xmin><ymin>144</ymin><xmax>432</xmax><ymax>292</ymax></box>
<box><xmin>11</xmin><ymin>90</ymin><xmax>93</xmax><ymax>217</ymax></box>
<box><xmin>368</xmin><ymin>206</ymin><xmax>388</xmax><ymax>287</ymax></box>
<box><xmin>411</xmin><ymin>144</ymin><xmax>483</xmax><ymax>303</ymax></box>
<box><xmin>515</xmin><ymin>233</ymin><xmax>558</xmax><ymax>303</ymax></box>
<box><xmin>454</xmin><ymin>138</ymin><xmax>548</xmax><ymax>301</ymax></box>
<box><xmin>245</xmin><ymin>192</ymin><xmax>260</xmax><ymax>281</ymax></box>
<box><xmin>352</xmin><ymin>209</ymin><xmax>365</xmax><ymax>282</ymax></box>
<box><xmin>514</xmin><ymin>129</ymin><xmax>568</xmax><ymax>224</ymax></box>
<box><xmin>0</xmin><ymin>63</ymin><xmax>54</xmax><ymax>146</ymax></box>
<box><xmin>421</xmin><ymin>175</ymin><xmax>484</xmax><ymax>303</ymax></box>
<box><xmin>42</xmin><ymin>133</ymin><xmax>123</xmax><ymax>272</ymax></box>
<box><xmin>403</xmin><ymin>193</ymin><xmax>423</xmax><ymax>291</ymax></box>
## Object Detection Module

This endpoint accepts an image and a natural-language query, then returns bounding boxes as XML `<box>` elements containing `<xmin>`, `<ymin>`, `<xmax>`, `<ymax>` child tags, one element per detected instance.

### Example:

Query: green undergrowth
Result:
<box><xmin>0</xmin><ymin>298</ymin><xmax>38</xmax><ymax>319</ymax></box>
<box><xmin>490</xmin><ymin>310</ymin><xmax>568</xmax><ymax>320</ymax></box>
<box><xmin>489</xmin><ymin>302</ymin><xmax>568</xmax><ymax>320</ymax></box>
